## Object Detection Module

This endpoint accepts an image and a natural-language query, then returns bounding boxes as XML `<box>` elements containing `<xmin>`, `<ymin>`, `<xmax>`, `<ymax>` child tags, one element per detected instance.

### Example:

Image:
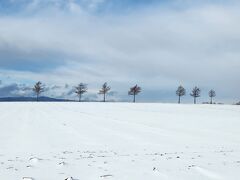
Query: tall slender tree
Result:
<box><xmin>128</xmin><ymin>85</ymin><xmax>141</xmax><ymax>103</ymax></box>
<box><xmin>208</xmin><ymin>89</ymin><xmax>216</xmax><ymax>104</ymax></box>
<box><xmin>176</xmin><ymin>85</ymin><xmax>186</xmax><ymax>104</ymax></box>
<box><xmin>75</xmin><ymin>83</ymin><xmax>87</xmax><ymax>102</ymax></box>
<box><xmin>33</xmin><ymin>81</ymin><xmax>44</xmax><ymax>101</ymax></box>
<box><xmin>99</xmin><ymin>82</ymin><xmax>111</xmax><ymax>102</ymax></box>
<box><xmin>190</xmin><ymin>86</ymin><xmax>201</xmax><ymax>104</ymax></box>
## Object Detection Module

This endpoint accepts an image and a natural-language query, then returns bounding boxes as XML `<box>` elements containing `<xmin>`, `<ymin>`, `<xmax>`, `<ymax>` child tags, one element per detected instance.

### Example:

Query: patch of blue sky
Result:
<box><xmin>0</xmin><ymin>0</ymin><xmax>237</xmax><ymax>16</ymax></box>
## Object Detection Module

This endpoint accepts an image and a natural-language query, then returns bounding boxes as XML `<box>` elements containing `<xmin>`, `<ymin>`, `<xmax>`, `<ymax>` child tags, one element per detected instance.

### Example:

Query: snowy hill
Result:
<box><xmin>0</xmin><ymin>102</ymin><xmax>239</xmax><ymax>180</ymax></box>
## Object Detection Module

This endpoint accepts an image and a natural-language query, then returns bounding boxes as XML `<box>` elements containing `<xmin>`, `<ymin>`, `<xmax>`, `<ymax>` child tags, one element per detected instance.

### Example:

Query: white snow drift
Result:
<box><xmin>0</xmin><ymin>102</ymin><xmax>239</xmax><ymax>180</ymax></box>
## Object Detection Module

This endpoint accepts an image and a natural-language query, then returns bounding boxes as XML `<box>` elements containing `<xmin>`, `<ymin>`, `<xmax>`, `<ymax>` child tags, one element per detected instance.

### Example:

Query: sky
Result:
<box><xmin>0</xmin><ymin>0</ymin><xmax>239</xmax><ymax>103</ymax></box>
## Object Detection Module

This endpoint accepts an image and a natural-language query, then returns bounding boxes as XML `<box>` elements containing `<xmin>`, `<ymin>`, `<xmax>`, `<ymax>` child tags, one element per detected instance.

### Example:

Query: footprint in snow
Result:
<box><xmin>65</xmin><ymin>177</ymin><xmax>73</xmax><ymax>180</ymax></box>
<box><xmin>63</xmin><ymin>151</ymin><xmax>73</xmax><ymax>154</ymax></box>
<box><xmin>65</xmin><ymin>177</ymin><xmax>79</xmax><ymax>180</ymax></box>
<box><xmin>26</xmin><ymin>165</ymin><xmax>33</xmax><ymax>168</ymax></box>
<box><xmin>58</xmin><ymin>161</ymin><xmax>67</xmax><ymax>166</ymax></box>
<box><xmin>22</xmin><ymin>177</ymin><xmax>34</xmax><ymax>180</ymax></box>
<box><xmin>100</xmin><ymin>174</ymin><xmax>113</xmax><ymax>178</ymax></box>
<box><xmin>29</xmin><ymin>157</ymin><xmax>42</xmax><ymax>163</ymax></box>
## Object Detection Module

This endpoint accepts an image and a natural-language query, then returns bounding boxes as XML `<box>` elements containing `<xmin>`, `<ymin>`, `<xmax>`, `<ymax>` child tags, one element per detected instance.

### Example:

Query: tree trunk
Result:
<box><xmin>103</xmin><ymin>93</ymin><xmax>106</xmax><ymax>102</ymax></box>
<box><xmin>133</xmin><ymin>94</ymin><xmax>136</xmax><ymax>103</ymax></box>
<box><xmin>79</xmin><ymin>94</ymin><xmax>81</xmax><ymax>102</ymax></box>
<box><xmin>194</xmin><ymin>97</ymin><xmax>196</xmax><ymax>104</ymax></box>
<box><xmin>178</xmin><ymin>95</ymin><xmax>181</xmax><ymax>104</ymax></box>
<box><xmin>210</xmin><ymin>97</ymin><xmax>212</xmax><ymax>104</ymax></box>
<box><xmin>37</xmin><ymin>94</ymin><xmax>39</xmax><ymax>102</ymax></box>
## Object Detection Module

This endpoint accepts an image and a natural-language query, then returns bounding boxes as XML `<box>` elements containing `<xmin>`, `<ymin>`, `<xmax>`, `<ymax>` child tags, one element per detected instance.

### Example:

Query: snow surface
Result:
<box><xmin>0</xmin><ymin>102</ymin><xmax>239</xmax><ymax>180</ymax></box>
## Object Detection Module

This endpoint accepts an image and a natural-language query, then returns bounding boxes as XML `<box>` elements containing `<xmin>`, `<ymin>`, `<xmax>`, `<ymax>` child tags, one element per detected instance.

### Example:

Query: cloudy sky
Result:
<box><xmin>0</xmin><ymin>0</ymin><xmax>239</xmax><ymax>103</ymax></box>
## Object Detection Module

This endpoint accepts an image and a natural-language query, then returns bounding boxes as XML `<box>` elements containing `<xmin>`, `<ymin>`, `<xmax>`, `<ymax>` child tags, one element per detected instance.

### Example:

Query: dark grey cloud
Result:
<box><xmin>0</xmin><ymin>83</ymin><xmax>33</xmax><ymax>97</ymax></box>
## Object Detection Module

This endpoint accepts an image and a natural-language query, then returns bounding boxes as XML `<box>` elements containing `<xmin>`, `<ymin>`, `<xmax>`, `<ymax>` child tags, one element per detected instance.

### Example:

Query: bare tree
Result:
<box><xmin>99</xmin><ymin>82</ymin><xmax>111</xmax><ymax>102</ymax></box>
<box><xmin>190</xmin><ymin>86</ymin><xmax>201</xmax><ymax>104</ymax></box>
<box><xmin>176</xmin><ymin>85</ymin><xmax>186</xmax><ymax>104</ymax></box>
<box><xmin>128</xmin><ymin>85</ymin><xmax>141</xmax><ymax>103</ymax></box>
<box><xmin>75</xmin><ymin>83</ymin><xmax>87</xmax><ymax>102</ymax></box>
<box><xmin>33</xmin><ymin>81</ymin><xmax>44</xmax><ymax>101</ymax></box>
<box><xmin>208</xmin><ymin>89</ymin><xmax>216</xmax><ymax>104</ymax></box>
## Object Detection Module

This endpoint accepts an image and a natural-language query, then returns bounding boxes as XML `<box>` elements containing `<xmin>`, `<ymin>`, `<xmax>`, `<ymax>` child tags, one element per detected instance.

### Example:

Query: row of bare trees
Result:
<box><xmin>176</xmin><ymin>85</ymin><xmax>216</xmax><ymax>104</ymax></box>
<box><xmin>33</xmin><ymin>82</ymin><xmax>216</xmax><ymax>104</ymax></box>
<box><xmin>33</xmin><ymin>81</ymin><xmax>142</xmax><ymax>102</ymax></box>
<box><xmin>74</xmin><ymin>82</ymin><xmax>113</xmax><ymax>102</ymax></box>
<box><xmin>75</xmin><ymin>82</ymin><xmax>142</xmax><ymax>102</ymax></box>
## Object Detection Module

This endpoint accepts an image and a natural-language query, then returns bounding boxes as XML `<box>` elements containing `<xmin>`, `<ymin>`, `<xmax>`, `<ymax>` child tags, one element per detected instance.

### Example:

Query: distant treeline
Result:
<box><xmin>30</xmin><ymin>81</ymin><xmax>228</xmax><ymax>104</ymax></box>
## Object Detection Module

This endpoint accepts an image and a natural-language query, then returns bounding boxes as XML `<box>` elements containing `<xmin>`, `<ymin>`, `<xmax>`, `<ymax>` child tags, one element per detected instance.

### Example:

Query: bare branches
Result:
<box><xmin>176</xmin><ymin>85</ymin><xmax>186</xmax><ymax>104</ymax></box>
<box><xmin>190</xmin><ymin>86</ymin><xmax>201</xmax><ymax>104</ymax></box>
<box><xmin>99</xmin><ymin>82</ymin><xmax>111</xmax><ymax>102</ymax></box>
<box><xmin>75</xmin><ymin>83</ymin><xmax>88</xmax><ymax>102</ymax></box>
<box><xmin>33</xmin><ymin>81</ymin><xmax>44</xmax><ymax>101</ymax></box>
<box><xmin>209</xmin><ymin>89</ymin><xmax>216</xmax><ymax>104</ymax></box>
<box><xmin>128</xmin><ymin>85</ymin><xmax>141</xmax><ymax>103</ymax></box>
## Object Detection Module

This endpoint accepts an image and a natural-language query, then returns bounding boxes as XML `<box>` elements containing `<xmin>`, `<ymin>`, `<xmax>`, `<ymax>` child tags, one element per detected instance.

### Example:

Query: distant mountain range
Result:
<box><xmin>0</xmin><ymin>96</ymin><xmax>73</xmax><ymax>102</ymax></box>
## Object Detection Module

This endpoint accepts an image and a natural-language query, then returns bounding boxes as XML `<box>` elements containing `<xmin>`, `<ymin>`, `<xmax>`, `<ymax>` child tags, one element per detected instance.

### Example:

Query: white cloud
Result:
<box><xmin>0</xmin><ymin>1</ymin><xmax>240</xmax><ymax>102</ymax></box>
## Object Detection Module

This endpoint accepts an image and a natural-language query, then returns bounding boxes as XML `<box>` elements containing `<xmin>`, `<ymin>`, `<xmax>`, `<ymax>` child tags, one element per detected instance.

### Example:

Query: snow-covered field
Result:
<box><xmin>0</xmin><ymin>102</ymin><xmax>239</xmax><ymax>180</ymax></box>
